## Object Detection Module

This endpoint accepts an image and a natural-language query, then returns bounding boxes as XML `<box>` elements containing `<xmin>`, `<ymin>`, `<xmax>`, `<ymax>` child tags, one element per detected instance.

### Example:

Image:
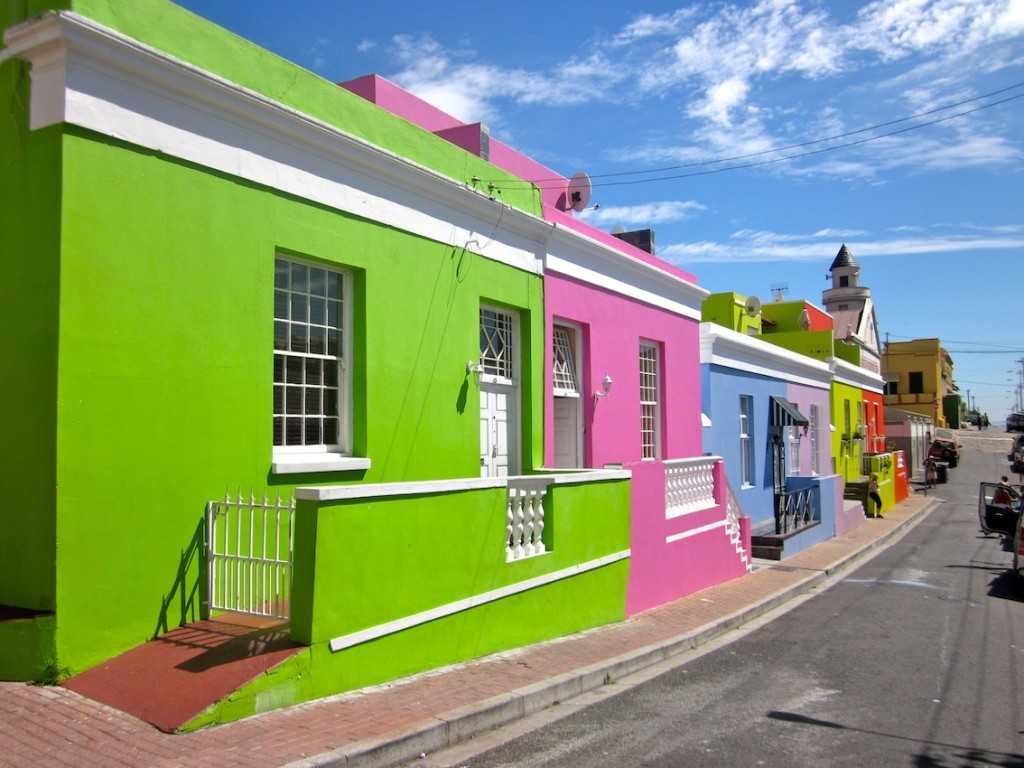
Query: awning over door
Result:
<box><xmin>770</xmin><ymin>396</ymin><xmax>809</xmax><ymax>429</ymax></box>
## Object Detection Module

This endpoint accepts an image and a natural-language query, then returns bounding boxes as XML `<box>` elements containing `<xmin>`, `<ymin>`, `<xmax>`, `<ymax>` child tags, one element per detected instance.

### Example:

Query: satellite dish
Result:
<box><xmin>567</xmin><ymin>172</ymin><xmax>592</xmax><ymax>212</ymax></box>
<box><xmin>611</xmin><ymin>226</ymin><xmax>626</xmax><ymax>234</ymax></box>
<box><xmin>744</xmin><ymin>295</ymin><xmax>762</xmax><ymax>317</ymax></box>
<box><xmin>798</xmin><ymin>308</ymin><xmax>811</xmax><ymax>331</ymax></box>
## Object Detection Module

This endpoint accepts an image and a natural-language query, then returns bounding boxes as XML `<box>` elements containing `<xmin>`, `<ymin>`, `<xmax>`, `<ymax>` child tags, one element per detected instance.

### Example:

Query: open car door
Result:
<box><xmin>978</xmin><ymin>482</ymin><xmax>1022</xmax><ymax>537</ymax></box>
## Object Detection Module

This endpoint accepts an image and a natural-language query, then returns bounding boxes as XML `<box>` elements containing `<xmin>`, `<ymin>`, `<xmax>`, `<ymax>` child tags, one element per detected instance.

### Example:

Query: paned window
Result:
<box><xmin>552</xmin><ymin>326</ymin><xmax>579</xmax><ymax>395</ymax></box>
<box><xmin>480</xmin><ymin>307</ymin><xmax>515</xmax><ymax>380</ymax></box>
<box><xmin>739</xmin><ymin>395</ymin><xmax>753</xmax><ymax>486</ymax></box>
<box><xmin>789</xmin><ymin>426</ymin><xmax>801</xmax><ymax>476</ymax></box>
<box><xmin>639</xmin><ymin>342</ymin><xmax>661</xmax><ymax>459</ymax></box>
<box><xmin>273</xmin><ymin>256</ymin><xmax>348</xmax><ymax>452</ymax></box>
<box><xmin>810</xmin><ymin>405</ymin><xmax>821</xmax><ymax>475</ymax></box>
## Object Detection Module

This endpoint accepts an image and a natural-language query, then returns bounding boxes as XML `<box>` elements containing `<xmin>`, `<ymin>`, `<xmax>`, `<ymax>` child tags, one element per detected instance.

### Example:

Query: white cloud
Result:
<box><xmin>374</xmin><ymin>1</ymin><xmax>1024</xmax><ymax>182</ymax></box>
<box><xmin>578</xmin><ymin>200</ymin><xmax>707</xmax><ymax>227</ymax></box>
<box><xmin>387</xmin><ymin>34</ymin><xmax>627</xmax><ymax>127</ymax></box>
<box><xmin>303</xmin><ymin>37</ymin><xmax>330</xmax><ymax>70</ymax></box>
<box><xmin>689</xmin><ymin>78</ymin><xmax>750</xmax><ymax>126</ymax></box>
<box><xmin>611</xmin><ymin>9</ymin><xmax>698</xmax><ymax>46</ymax></box>
<box><xmin>659</xmin><ymin>225</ymin><xmax>1024</xmax><ymax>264</ymax></box>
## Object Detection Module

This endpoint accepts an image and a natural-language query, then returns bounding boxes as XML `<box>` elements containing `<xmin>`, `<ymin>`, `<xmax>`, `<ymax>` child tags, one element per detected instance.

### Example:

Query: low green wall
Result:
<box><xmin>185</xmin><ymin>474</ymin><xmax>631</xmax><ymax>728</ymax></box>
<box><xmin>0</xmin><ymin>614</ymin><xmax>57</xmax><ymax>683</ymax></box>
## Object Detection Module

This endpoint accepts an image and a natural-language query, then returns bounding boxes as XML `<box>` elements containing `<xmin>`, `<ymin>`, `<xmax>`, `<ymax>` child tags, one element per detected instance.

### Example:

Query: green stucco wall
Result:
<box><xmin>45</xmin><ymin>128</ymin><xmax>543</xmax><ymax>674</ymax></box>
<box><xmin>52</xmin><ymin>0</ymin><xmax>538</xmax><ymax>216</ymax></box>
<box><xmin>832</xmin><ymin>381</ymin><xmax>865</xmax><ymax>481</ymax></box>
<box><xmin>0</xmin><ymin>32</ymin><xmax>61</xmax><ymax>616</ymax></box>
<box><xmin>702</xmin><ymin>292</ymin><xmax>761</xmax><ymax>335</ymax></box>
<box><xmin>1</xmin><ymin>0</ymin><xmax>551</xmax><ymax>679</ymax></box>
<box><xmin>759</xmin><ymin>329</ymin><xmax>834</xmax><ymax>361</ymax></box>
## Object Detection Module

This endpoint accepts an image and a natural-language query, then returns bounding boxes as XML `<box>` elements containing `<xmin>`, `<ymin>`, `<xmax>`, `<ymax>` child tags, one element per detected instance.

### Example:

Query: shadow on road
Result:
<box><xmin>766</xmin><ymin>710</ymin><xmax>1024</xmax><ymax>767</ymax></box>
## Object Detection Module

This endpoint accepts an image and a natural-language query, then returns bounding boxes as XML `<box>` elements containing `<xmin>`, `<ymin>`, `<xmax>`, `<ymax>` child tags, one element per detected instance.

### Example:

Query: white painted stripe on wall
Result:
<box><xmin>665</xmin><ymin>519</ymin><xmax>728</xmax><ymax>544</ymax></box>
<box><xmin>327</xmin><ymin>550</ymin><xmax>631</xmax><ymax>652</ymax></box>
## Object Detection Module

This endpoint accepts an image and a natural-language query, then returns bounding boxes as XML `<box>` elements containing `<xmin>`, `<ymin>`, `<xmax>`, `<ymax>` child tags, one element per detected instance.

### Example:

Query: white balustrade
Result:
<box><xmin>664</xmin><ymin>457</ymin><xmax>717</xmax><ymax>519</ymax></box>
<box><xmin>506</xmin><ymin>478</ymin><xmax>549</xmax><ymax>562</ymax></box>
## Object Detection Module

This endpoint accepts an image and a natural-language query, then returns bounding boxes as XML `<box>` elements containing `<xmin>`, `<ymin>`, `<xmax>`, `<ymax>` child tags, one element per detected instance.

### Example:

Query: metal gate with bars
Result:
<box><xmin>205</xmin><ymin>489</ymin><xmax>294</xmax><ymax>620</ymax></box>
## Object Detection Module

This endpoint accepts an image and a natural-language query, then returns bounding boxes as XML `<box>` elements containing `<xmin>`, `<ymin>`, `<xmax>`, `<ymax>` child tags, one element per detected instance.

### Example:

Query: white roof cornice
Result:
<box><xmin>830</xmin><ymin>357</ymin><xmax>884</xmax><ymax>393</ymax></box>
<box><xmin>700</xmin><ymin>323</ymin><xmax>831</xmax><ymax>389</ymax></box>
<box><xmin>1</xmin><ymin>12</ymin><xmax>548</xmax><ymax>273</ymax></box>
<box><xmin>546</xmin><ymin>227</ymin><xmax>708</xmax><ymax>320</ymax></box>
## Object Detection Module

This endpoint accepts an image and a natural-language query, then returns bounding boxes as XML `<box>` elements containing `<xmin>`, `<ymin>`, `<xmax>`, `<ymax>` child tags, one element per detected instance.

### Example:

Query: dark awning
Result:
<box><xmin>770</xmin><ymin>396</ymin><xmax>809</xmax><ymax>428</ymax></box>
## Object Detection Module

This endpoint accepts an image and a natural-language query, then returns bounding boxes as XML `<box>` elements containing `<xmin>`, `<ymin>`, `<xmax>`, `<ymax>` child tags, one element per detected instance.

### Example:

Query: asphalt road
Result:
<box><xmin>411</xmin><ymin>430</ymin><xmax>1024</xmax><ymax>768</ymax></box>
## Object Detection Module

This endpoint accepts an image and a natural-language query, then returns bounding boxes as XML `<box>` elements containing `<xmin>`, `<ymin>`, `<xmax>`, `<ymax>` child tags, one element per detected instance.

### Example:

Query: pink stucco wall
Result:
<box><xmin>341</xmin><ymin>73</ymin><xmax>751</xmax><ymax>616</ymax></box>
<box><xmin>545</xmin><ymin>273</ymin><xmax>749</xmax><ymax>614</ymax></box>
<box><xmin>544</xmin><ymin>273</ymin><xmax>702</xmax><ymax>468</ymax></box>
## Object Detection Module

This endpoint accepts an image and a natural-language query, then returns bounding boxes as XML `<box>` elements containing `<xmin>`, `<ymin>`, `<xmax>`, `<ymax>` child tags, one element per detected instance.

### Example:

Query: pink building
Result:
<box><xmin>341</xmin><ymin>75</ymin><xmax>752</xmax><ymax>615</ymax></box>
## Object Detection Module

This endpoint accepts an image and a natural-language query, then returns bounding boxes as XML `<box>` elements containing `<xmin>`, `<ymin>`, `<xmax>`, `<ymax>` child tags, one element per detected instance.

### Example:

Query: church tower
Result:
<box><xmin>822</xmin><ymin>244</ymin><xmax>881</xmax><ymax>374</ymax></box>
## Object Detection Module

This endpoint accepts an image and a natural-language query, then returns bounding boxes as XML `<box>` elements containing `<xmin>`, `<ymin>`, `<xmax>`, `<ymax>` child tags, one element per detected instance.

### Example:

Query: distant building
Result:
<box><xmin>881</xmin><ymin>338</ymin><xmax>955</xmax><ymax>428</ymax></box>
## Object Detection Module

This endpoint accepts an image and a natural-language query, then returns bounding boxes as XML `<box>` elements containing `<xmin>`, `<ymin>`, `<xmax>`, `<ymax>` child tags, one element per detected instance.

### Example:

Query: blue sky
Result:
<box><xmin>176</xmin><ymin>0</ymin><xmax>1024</xmax><ymax>420</ymax></box>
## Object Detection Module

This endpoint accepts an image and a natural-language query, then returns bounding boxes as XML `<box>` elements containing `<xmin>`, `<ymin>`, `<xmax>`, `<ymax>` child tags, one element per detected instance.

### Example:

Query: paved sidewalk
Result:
<box><xmin>0</xmin><ymin>494</ymin><xmax>939</xmax><ymax>768</ymax></box>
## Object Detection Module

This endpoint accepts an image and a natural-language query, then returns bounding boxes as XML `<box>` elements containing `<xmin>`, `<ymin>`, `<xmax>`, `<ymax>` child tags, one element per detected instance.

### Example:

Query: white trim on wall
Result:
<box><xmin>327</xmin><ymin>550</ymin><xmax>630</xmax><ymax>652</ymax></box>
<box><xmin>699</xmin><ymin>323</ymin><xmax>833</xmax><ymax>390</ymax></box>
<box><xmin>831</xmin><ymin>357</ymin><xmax>885</xmax><ymax>393</ymax></box>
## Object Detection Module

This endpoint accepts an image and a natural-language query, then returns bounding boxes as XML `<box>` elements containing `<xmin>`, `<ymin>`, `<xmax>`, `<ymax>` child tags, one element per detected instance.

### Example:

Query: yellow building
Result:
<box><xmin>881</xmin><ymin>338</ymin><xmax>954</xmax><ymax>428</ymax></box>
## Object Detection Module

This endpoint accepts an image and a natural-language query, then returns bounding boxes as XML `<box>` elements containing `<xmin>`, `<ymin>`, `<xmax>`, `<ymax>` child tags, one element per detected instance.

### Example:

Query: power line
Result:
<box><xmin>483</xmin><ymin>80</ymin><xmax>1024</xmax><ymax>190</ymax></box>
<box><xmin>583</xmin><ymin>80</ymin><xmax>1024</xmax><ymax>183</ymax></box>
<box><xmin>591</xmin><ymin>91</ymin><xmax>1024</xmax><ymax>189</ymax></box>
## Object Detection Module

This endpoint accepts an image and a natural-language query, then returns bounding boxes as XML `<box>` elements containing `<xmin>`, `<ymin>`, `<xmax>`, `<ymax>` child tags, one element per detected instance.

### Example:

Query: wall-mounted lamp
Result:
<box><xmin>467</xmin><ymin>360</ymin><xmax>483</xmax><ymax>375</ymax></box>
<box><xmin>594</xmin><ymin>375</ymin><xmax>613</xmax><ymax>399</ymax></box>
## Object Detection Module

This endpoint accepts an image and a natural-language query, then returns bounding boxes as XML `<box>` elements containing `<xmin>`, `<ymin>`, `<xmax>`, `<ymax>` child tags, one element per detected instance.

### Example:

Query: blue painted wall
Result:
<box><xmin>701</xmin><ymin>364</ymin><xmax>787</xmax><ymax>529</ymax></box>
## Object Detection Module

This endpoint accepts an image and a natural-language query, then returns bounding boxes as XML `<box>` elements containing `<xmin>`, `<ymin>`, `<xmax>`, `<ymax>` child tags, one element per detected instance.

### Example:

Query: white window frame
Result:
<box><xmin>639</xmin><ymin>341</ymin><xmax>661</xmax><ymax>460</ymax></box>
<box><xmin>810</xmin><ymin>405</ymin><xmax>821</xmax><ymax>475</ymax></box>
<box><xmin>788</xmin><ymin>426</ymin><xmax>801</xmax><ymax>476</ymax></box>
<box><xmin>739</xmin><ymin>395</ymin><xmax>754</xmax><ymax>486</ymax></box>
<box><xmin>552</xmin><ymin>324</ymin><xmax>580</xmax><ymax>398</ymax></box>
<box><xmin>479</xmin><ymin>305</ymin><xmax>518</xmax><ymax>386</ymax></box>
<box><xmin>272</xmin><ymin>254</ymin><xmax>367</xmax><ymax>475</ymax></box>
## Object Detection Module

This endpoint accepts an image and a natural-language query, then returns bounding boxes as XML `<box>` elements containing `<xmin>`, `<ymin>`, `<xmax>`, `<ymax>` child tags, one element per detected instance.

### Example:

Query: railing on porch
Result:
<box><xmin>664</xmin><ymin>457</ymin><xmax>717</xmax><ymax>518</ymax></box>
<box><xmin>775</xmin><ymin>487</ymin><xmax>816</xmax><ymax>535</ymax></box>
<box><xmin>205</xmin><ymin>489</ymin><xmax>294</xmax><ymax>620</ymax></box>
<box><xmin>507</xmin><ymin>477</ymin><xmax>549</xmax><ymax>561</ymax></box>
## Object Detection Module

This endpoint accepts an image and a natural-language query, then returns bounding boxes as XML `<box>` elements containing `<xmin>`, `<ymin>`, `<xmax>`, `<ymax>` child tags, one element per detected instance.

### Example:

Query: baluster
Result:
<box><xmin>523</xmin><ymin>489</ymin><xmax>536</xmax><ymax>556</ymax></box>
<box><xmin>512</xmin><ymin>490</ymin><xmax>526</xmax><ymax>559</ymax></box>
<box><xmin>506</xmin><ymin>492</ymin><xmax>515</xmax><ymax>561</ymax></box>
<box><xmin>533</xmin><ymin>488</ymin><xmax>546</xmax><ymax>555</ymax></box>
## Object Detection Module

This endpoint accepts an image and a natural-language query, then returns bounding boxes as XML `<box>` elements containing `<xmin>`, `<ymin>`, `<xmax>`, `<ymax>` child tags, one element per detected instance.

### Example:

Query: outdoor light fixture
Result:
<box><xmin>594</xmin><ymin>375</ymin><xmax>613</xmax><ymax>399</ymax></box>
<box><xmin>467</xmin><ymin>360</ymin><xmax>483</xmax><ymax>375</ymax></box>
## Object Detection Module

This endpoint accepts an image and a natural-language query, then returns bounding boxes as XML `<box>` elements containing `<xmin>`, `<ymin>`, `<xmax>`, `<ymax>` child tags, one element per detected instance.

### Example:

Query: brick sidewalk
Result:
<box><xmin>0</xmin><ymin>495</ymin><xmax>937</xmax><ymax>768</ymax></box>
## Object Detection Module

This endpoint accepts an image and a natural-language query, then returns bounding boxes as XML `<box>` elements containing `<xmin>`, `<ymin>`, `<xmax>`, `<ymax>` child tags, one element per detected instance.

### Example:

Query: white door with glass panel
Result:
<box><xmin>552</xmin><ymin>325</ymin><xmax>582</xmax><ymax>468</ymax></box>
<box><xmin>479</xmin><ymin>306</ymin><xmax>519</xmax><ymax>477</ymax></box>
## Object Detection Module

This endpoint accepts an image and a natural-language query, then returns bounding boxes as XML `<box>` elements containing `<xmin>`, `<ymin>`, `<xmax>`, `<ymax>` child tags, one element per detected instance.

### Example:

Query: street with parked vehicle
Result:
<box><xmin>410</xmin><ymin>429</ymin><xmax>1023</xmax><ymax>768</ymax></box>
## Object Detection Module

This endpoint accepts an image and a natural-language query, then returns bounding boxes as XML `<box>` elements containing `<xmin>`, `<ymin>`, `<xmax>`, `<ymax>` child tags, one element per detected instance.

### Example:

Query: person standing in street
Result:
<box><xmin>869</xmin><ymin>473</ymin><xmax>884</xmax><ymax>518</ymax></box>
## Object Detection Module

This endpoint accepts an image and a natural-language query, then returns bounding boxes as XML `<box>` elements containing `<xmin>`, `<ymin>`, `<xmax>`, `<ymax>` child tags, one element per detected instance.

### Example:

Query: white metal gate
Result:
<box><xmin>205</xmin><ymin>490</ymin><xmax>294</xmax><ymax>620</ymax></box>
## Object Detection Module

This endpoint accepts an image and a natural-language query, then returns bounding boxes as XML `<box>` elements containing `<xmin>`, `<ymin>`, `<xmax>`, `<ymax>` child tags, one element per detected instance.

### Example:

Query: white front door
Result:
<box><xmin>551</xmin><ymin>324</ymin><xmax>582</xmax><ymax>469</ymax></box>
<box><xmin>553</xmin><ymin>396</ymin><xmax>581</xmax><ymax>468</ymax></box>
<box><xmin>480</xmin><ymin>382</ymin><xmax>516</xmax><ymax>477</ymax></box>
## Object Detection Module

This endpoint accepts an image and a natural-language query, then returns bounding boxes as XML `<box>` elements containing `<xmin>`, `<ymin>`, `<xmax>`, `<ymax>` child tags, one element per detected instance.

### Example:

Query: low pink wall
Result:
<box><xmin>624</xmin><ymin>461</ymin><xmax>748</xmax><ymax>616</ymax></box>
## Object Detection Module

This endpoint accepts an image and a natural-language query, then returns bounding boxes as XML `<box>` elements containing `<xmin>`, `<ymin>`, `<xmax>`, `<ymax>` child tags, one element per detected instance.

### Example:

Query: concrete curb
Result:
<box><xmin>285</xmin><ymin>497</ymin><xmax>942</xmax><ymax>768</ymax></box>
